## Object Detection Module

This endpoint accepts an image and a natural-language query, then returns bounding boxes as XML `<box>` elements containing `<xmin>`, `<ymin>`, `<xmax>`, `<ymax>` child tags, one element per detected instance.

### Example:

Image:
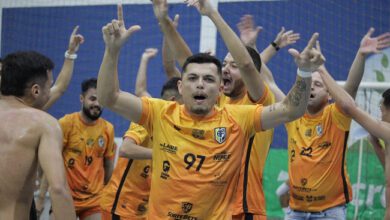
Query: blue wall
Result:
<box><xmin>2</xmin><ymin>1</ymin><xmax>389</xmax><ymax>149</ymax></box>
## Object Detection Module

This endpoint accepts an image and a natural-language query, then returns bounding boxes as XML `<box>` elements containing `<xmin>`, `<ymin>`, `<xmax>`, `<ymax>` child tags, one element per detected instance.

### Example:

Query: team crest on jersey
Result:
<box><xmin>181</xmin><ymin>202</ymin><xmax>193</xmax><ymax>213</ymax></box>
<box><xmin>316</xmin><ymin>124</ymin><xmax>323</xmax><ymax>136</ymax></box>
<box><xmin>98</xmin><ymin>136</ymin><xmax>105</xmax><ymax>148</ymax></box>
<box><xmin>192</xmin><ymin>129</ymin><xmax>205</xmax><ymax>139</ymax></box>
<box><xmin>214</xmin><ymin>127</ymin><xmax>226</xmax><ymax>144</ymax></box>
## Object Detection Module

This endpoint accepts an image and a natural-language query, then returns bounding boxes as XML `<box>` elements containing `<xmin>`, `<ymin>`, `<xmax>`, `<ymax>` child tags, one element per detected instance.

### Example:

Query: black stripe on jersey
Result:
<box><xmin>111</xmin><ymin>159</ymin><xmax>134</xmax><ymax>214</ymax></box>
<box><xmin>245</xmin><ymin>213</ymin><xmax>254</xmax><ymax>220</ymax></box>
<box><xmin>341</xmin><ymin>131</ymin><xmax>350</xmax><ymax>203</ymax></box>
<box><xmin>112</xmin><ymin>213</ymin><xmax>121</xmax><ymax>220</ymax></box>
<box><xmin>243</xmin><ymin>136</ymin><xmax>255</xmax><ymax>213</ymax></box>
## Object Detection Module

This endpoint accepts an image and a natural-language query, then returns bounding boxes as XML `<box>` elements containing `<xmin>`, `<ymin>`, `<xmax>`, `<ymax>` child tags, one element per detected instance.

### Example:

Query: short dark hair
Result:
<box><xmin>161</xmin><ymin>77</ymin><xmax>181</xmax><ymax>98</ymax></box>
<box><xmin>1</xmin><ymin>51</ymin><xmax>54</xmax><ymax>97</ymax></box>
<box><xmin>81</xmin><ymin>78</ymin><xmax>97</xmax><ymax>95</ymax></box>
<box><xmin>246</xmin><ymin>46</ymin><xmax>262</xmax><ymax>72</ymax></box>
<box><xmin>182</xmin><ymin>53</ymin><xmax>222</xmax><ymax>77</ymax></box>
<box><xmin>383</xmin><ymin>88</ymin><xmax>390</xmax><ymax>108</ymax></box>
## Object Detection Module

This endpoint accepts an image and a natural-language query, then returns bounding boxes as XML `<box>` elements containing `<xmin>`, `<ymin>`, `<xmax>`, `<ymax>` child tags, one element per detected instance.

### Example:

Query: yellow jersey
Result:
<box><xmin>139</xmin><ymin>97</ymin><xmax>263</xmax><ymax>219</ymax></box>
<box><xmin>285</xmin><ymin>104</ymin><xmax>352</xmax><ymax>212</ymax></box>
<box><xmin>219</xmin><ymin>86</ymin><xmax>275</xmax><ymax>215</ymax></box>
<box><xmin>100</xmin><ymin>123</ymin><xmax>152</xmax><ymax>218</ymax></box>
<box><xmin>60</xmin><ymin>112</ymin><xmax>116</xmax><ymax>209</ymax></box>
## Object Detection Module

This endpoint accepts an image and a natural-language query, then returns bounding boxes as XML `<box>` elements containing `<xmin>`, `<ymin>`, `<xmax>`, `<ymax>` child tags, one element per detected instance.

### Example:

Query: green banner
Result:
<box><xmin>264</xmin><ymin>139</ymin><xmax>385</xmax><ymax>219</ymax></box>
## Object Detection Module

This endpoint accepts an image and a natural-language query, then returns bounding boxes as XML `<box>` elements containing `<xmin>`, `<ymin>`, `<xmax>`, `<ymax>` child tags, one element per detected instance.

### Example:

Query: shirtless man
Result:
<box><xmin>0</xmin><ymin>51</ymin><xmax>76</xmax><ymax>220</ymax></box>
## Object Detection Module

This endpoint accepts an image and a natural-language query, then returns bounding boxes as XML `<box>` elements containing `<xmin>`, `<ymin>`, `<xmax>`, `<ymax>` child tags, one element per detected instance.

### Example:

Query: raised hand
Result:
<box><xmin>288</xmin><ymin>33</ymin><xmax>325</xmax><ymax>72</ymax></box>
<box><xmin>173</xmin><ymin>14</ymin><xmax>180</xmax><ymax>28</ymax></box>
<box><xmin>142</xmin><ymin>48</ymin><xmax>158</xmax><ymax>60</ymax></box>
<box><xmin>237</xmin><ymin>14</ymin><xmax>262</xmax><ymax>47</ymax></box>
<box><xmin>68</xmin><ymin>26</ymin><xmax>84</xmax><ymax>54</ymax></box>
<box><xmin>185</xmin><ymin>0</ymin><xmax>215</xmax><ymax>16</ymax></box>
<box><xmin>102</xmin><ymin>4</ymin><xmax>141</xmax><ymax>52</ymax></box>
<box><xmin>274</xmin><ymin>27</ymin><xmax>300</xmax><ymax>49</ymax></box>
<box><xmin>152</xmin><ymin>0</ymin><xmax>168</xmax><ymax>20</ymax></box>
<box><xmin>359</xmin><ymin>27</ymin><xmax>390</xmax><ymax>55</ymax></box>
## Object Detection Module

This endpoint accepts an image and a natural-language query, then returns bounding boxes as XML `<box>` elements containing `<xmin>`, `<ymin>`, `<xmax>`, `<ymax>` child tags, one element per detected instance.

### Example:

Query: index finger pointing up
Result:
<box><xmin>71</xmin><ymin>25</ymin><xmax>79</xmax><ymax>36</ymax></box>
<box><xmin>306</xmin><ymin>32</ymin><xmax>319</xmax><ymax>50</ymax></box>
<box><xmin>117</xmin><ymin>4</ymin><xmax>124</xmax><ymax>23</ymax></box>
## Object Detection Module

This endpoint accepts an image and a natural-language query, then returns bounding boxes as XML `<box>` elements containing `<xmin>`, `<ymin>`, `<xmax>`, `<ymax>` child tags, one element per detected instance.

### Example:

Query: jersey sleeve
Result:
<box><xmin>228</xmin><ymin>104</ymin><xmax>264</xmax><ymax>136</ymax></box>
<box><xmin>248</xmin><ymin>83</ymin><xmax>275</xmax><ymax>106</ymax></box>
<box><xmin>104</xmin><ymin>122</ymin><xmax>116</xmax><ymax>159</ymax></box>
<box><xmin>331</xmin><ymin>103</ymin><xmax>352</xmax><ymax>131</ymax></box>
<box><xmin>138</xmin><ymin>97</ymin><xmax>167</xmax><ymax>133</ymax></box>
<box><xmin>123</xmin><ymin>122</ymin><xmax>149</xmax><ymax>146</ymax></box>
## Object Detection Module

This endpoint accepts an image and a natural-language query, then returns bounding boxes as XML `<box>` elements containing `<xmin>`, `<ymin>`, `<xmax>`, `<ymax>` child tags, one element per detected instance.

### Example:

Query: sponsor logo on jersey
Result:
<box><xmin>214</xmin><ymin>127</ymin><xmax>226</xmax><ymax>144</ymax></box>
<box><xmin>160</xmin><ymin>143</ymin><xmax>178</xmax><ymax>154</ymax></box>
<box><xmin>192</xmin><ymin>129</ymin><xmax>205</xmax><ymax>139</ymax></box>
<box><xmin>318</xmin><ymin>141</ymin><xmax>331</xmax><ymax>149</ymax></box>
<box><xmin>306</xmin><ymin>195</ymin><xmax>326</xmax><ymax>202</ymax></box>
<box><xmin>67</xmin><ymin>147</ymin><xmax>82</xmax><ymax>155</ymax></box>
<box><xmin>67</xmin><ymin>158</ymin><xmax>75</xmax><ymax>169</ymax></box>
<box><xmin>304</xmin><ymin>128</ymin><xmax>312</xmax><ymax>137</ymax></box>
<box><xmin>210</xmin><ymin>173</ymin><xmax>227</xmax><ymax>186</ymax></box>
<box><xmin>87</xmin><ymin>138</ymin><xmax>94</xmax><ymax>147</ymax></box>
<box><xmin>167</xmin><ymin>203</ymin><xmax>197</xmax><ymax>220</ymax></box>
<box><xmin>301</xmin><ymin>178</ymin><xmax>307</xmax><ymax>186</ymax></box>
<box><xmin>213</xmin><ymin>151</ymin><xmax>231</xmax><ymax>162</ymax></box>
<box><xmin>137</xmin><ymin>202</ymin><xmax>148</xmax><ymax>215</ymax></box>
<box><xmin>161</xmin><ymin>160</ymin><xmax>170</xmax><ymax>179</ymax></box>
<box><xmin>98</xmin><ymin>135</ymin><xmax>105</xmax><ymax>147</ymax></box>
<box><xmin>316</xmin><ymin>124</ymin><xmax>323</xmax><ymax>136</ymax></box>
<box><xmin>167</xmin><ymin>212</ymin><xmax>197</xmax><ymax>220</ymax></box>
<box><xmin>140</xmin><ymin>165</ymin><xmax>151</xmax><ymax>179</ymax></box>
<box><xmin>182</xmin><ymin>202</ymin><xmax>193</xmax><ymax>213</ymax></box>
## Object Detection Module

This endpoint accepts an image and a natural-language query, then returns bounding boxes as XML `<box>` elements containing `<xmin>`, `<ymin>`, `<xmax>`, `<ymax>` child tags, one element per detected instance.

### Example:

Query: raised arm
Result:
<box><xmin>237</xmin><ymin>14</ymin><xmax>262</xmax><ymax>52</ymax></box>
<box><xmin>344</xmin><ymin>28</ymin><xmax>390</xmax><ymax>99</ymax></box>
<box><xmin>42</xmin><ymin>26</ymin><xmax>84</xmax><ymax>110</ymax></box>
<box><xmin>237</xmin><ymin>15</ymin><xmax>300</xmax><ymax>64</ymax></box>
<box><xmin>153</xmin><ymin>0</ymin><xmax>192</xmax><ymax>67</ymax></box>
<box><xmin>368</xmin><ymin>134</ymin><xmax>385</xmax><ymax>168</ymax></box>
<box><xmin>317</xmin><ymin>57</ymin><xmax>390</xmax><ymax>142</ymax></box>
<box><xmin>261</xmin><ymin>33</ymin><xmax>325</xmax><ymax>130</ymax></box>
<box><xmin>237</xmin><ymin>15</ymin><xmax>288</xmax><ymax>102</ymax></box>
<box><xmin>119</xmin><ymin>137</ymin><xmax>152</xmax><ymax>159</ymax></box>
<box><xmin>260</xmin><ymin>27</ymin><xmax>300</xmax><ymax>64</ymax></box>
<box><xmin>189</xmin><ymin>0</ymin><xmax>265</xmax><ymax>101</ymax></box>
<box><xmin>38</xmin><ymin>116</ymin><xmax>76</xmax><ymax>220</ymax></box>
<box><xmin>135</xmin><ymin>48</ymin><xmax>158</xmax><ymax>97</ymax></box>
<box><xmin>97</xmin><ymin>4</ymin><xmax>143</xmax><ymax>122</ymax></box>
<box><xmin>162</xmin><ymin>14</ymin><xmax>181</xmax><ymax>78</ymax></box>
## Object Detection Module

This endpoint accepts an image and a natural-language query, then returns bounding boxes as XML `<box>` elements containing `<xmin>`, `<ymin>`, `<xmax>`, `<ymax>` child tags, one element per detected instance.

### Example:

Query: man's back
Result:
<box><xmin>0</xmin><ymin>99</ymin><xmax>50</xmax><ymax>219</ymax></box>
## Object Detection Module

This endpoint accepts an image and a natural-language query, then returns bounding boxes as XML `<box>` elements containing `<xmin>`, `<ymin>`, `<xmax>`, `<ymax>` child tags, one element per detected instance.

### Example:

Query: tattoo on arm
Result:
<box><xmin>268</xmin><ymin>104</ymin><xmax>277</xmax><ymax>112</ymax></box>
<box><xmin>288</xmin><ymin>78</ymin><xmax>307</xmax><ymax>107</ymax></box>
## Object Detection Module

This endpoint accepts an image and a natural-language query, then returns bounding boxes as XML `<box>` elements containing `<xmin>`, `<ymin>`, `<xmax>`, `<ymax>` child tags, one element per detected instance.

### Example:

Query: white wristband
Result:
<box><xmin>64</xmin><ymin>50</ymin><xmax>77</xmax><ymax>60</ymax></box>
<box><xmin>276</xmin><ymin>182</ymin><xmax>290</xmax><ymax>197</ymax></box>
<box><xmin>297</xmin><ymin>68</ymin><xmax>312</xmax><ymax>78</ymax></box>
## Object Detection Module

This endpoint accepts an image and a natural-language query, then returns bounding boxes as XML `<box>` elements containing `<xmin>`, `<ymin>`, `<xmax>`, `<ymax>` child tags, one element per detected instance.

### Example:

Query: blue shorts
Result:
<box><xmin>286</xmin><ymin>204</ymin><xmax>347</xmax><ymax>220</ymax></box>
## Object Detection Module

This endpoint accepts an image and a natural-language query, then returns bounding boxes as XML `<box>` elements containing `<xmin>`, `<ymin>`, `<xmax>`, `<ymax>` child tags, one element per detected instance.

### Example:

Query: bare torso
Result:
<box><xmin>0</xmin><ymin>98</ymin><xmax>47</xmax><ymax>219</ymax></box>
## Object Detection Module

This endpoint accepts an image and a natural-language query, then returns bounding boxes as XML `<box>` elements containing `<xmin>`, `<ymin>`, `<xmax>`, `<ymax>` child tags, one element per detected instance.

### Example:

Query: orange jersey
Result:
<box><xmin>286</xmin><ymin>104</ymin><xmax>352</xmax><ymax>212</ymax></box>
<box><xmin>219</xmin><ymin>86</ymin><xmax>275</xmax><ymax>215</ymax></box>
<box><xmin>60</xmin><ymin>112</ymin><xmax>116</xmax><ymax>208</ymax></box>
<box><xmin>139</xmin><ymin>97</ymin><xmax>263</xmax><ymax>219</ymax></box>
<box><xmin>100</xmin><ymin>123</ymin><xmax>152</xmax><ymax>218</ymax></box>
